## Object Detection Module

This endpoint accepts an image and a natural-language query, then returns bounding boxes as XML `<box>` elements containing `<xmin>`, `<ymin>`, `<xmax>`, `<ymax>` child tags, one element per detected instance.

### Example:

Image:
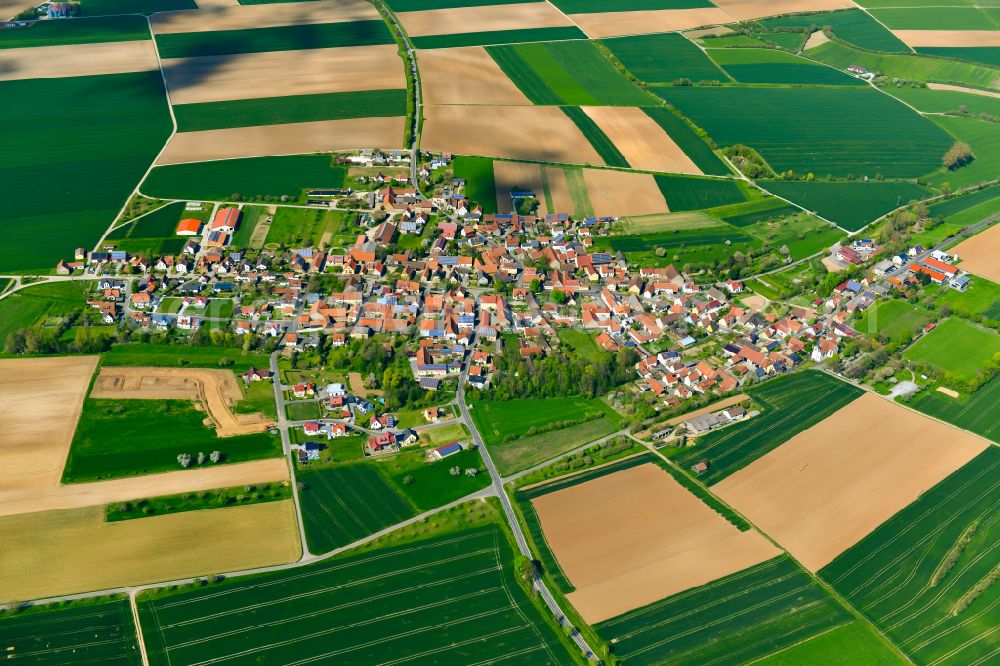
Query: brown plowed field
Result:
<box><xmin>151</xmin><ymin>0</ymin><xmax>378</xmax><ymax>34</ymax></box>
<box><xmin>494</xmin><ymin>161</ymin><xmax>545</xmax><ymax>213</ymax></box>
<box><xmin>950</xmin><ymin>223</ymin><xmax>1000</xmax><ymax>283</ymax></box>
<box><xmin>533</xmin><ymin>463</ymin><xmax>780</xmax><ymax>624</ymax></box>
<box><xmin>928</xmin><ymin>83</ymin><xmax>1000</xmax><ymax>100</ymax></box>
<box><xmin>0</xmin><ymin>501</ymin><xmax>300</xmax><ymax>601</ymax></box>
<box><xmin>714</xmin><ymin>393</ymin><xmax>988</xmax><ymax>572</ymax></box>
<box><xmin>161</xmin><ymin>45</ymin><xmax>404</xmax><ymax>105</ymax></box>
<box><xmin>712</xmin><ymin>0</ymin><xmax>854</xmax><ymax>22</ymax></box>
<box><xmin>544</xmin><ymin>167</ymin><xmax>576</xmax><ymax>216</ymax></box>
<box><xmin>894</xmin><ymin>30</ymin><xmax>1000</xmax><ymax>47</ymax></box>
<box><xmin>582</xmin><ymin>169</ymin><xmax>669</xmax><ymax>218</ymax></box>
<box><xmin>416</xmin><ymin>46</ymin><xmax>531</xmax><ymax>106</ymax></box>
<box><xmin>157</xmin><ymin>117</ymin><xmax>405</xmax><ymax>164</ymax></box>
<box><xmin>582</xmin><ymin>106</ymin><xmax>702</xmax><ymax>175</ymax></box>
<box><xmin>91</xmin><ymin>366</ymin><xmax>272</xmax><ymax>437</ymax></box>
<box><xmin>570</xmin><ymin>8</ymin><xmax>734</xmax><ymax>39</ymax></box>
<box><xmin>0</xmin><ymin>41</ymin><xmax>158</xmax><ymax>82</ymax></box>
<box><xmin>422</xmin><ymin>105</ymin><xmax>604</xmax><ymax>166</ymax></box>
<box><xmin>397</xmin><ymin>1</ymin><xmax>572</xmax><ymax>37</ymax></box>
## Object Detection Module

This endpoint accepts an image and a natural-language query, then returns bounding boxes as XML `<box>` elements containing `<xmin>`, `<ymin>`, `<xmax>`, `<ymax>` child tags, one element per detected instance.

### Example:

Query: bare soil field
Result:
<box><xmin>937</xmin><ymin>386</ymin><xmax>960</xmax><ymax>398</ymax></box>
<box><xmin>928</xmin><ymin>83</ymin><xmax>1000</xmax><ymax>99</ymax></box>
<box><xmin>950</xmin><ymin>224</ymin><xmax>1000</xmax><ymax>282</ymax></box>
<box><xmin>544</xmin><ymin>166</ymin><xmax>576</xmax><ymax>215</ymax></box>
<box><xmin>157</xmin><ymin>117</ymin><xmax>405</xmax><ymax>164</ymax></box>
<box><xmin>161</xmin><ymin>44</ymin><xmax>404</xmax><ymax>105</ymax></box>
<box><xmin>0</xmin><ymin>41</ymin><xmax>158</xmax><ymax>82</ymax></box>
<box><xmin>712</xmin><ymin>0</ymin><xmax>854</xmax><ymax>22</ymax></box>
<box><xmin>894</xmin><ymin>30</ymin><xmax>1000</xmax><ymax>47</ymax></box>
<box><xmin>151</xmin><ymin>0</ymin><xmax>378</xmax><ymax>34</ymax></box>
<box><xmin>0</xmin><ymin>356</ymin><xmax>98</xmax><ymax>499</ymax></box>
<box><xmin>416</xmin><ymin>46</ymin><xmax>531</xmax><ymax>106</ymax></box>
<box><xmin>582</xmin><ymin>107</ymin><xmax>702</xmax><ymax>175</ymax></box>
<box><xmin>804</xmin><ymin>30</ymin><xmax>830</xmax><ymax>50</ymax></box>
<box><xmin>740</xmin><ymin>293</ymin><xmax>769</xmax><ymax>311</ymax></box>
<box><xmin>421</xmin><ymin>105</ymin><xmax>604</xmax><ymax>165</ymax></box>
<box><xmin>397</xmin><ymin>1</ymin><xmax>572</xmax><ymax>37</ymax></box>
<box><xmin>570</xmin><ymin>8</ymin><xmax>734</xmax><ymax>39</ymax></box>
<box><xmin>0</xmin><ymin>458</ymin><xmax>289</xmax><ymax>517</ymax></box>
<box><xmin>582</xmin><ymin>168</ymin><xmax>669</xmax><ymax>218</ymax></box>
<box><xmin>494</xmin><ymin>161</ymin><xmax>545</xmax><ymax>213</ymax></box>
<box><xmin>533</xmin><ymin>463</ymin><xmax>780</xmax><ymax>624</ymax></box>
<box><xmin>91</xmin><ymin>366</ymin><xmax>272</xmax><ymax>437</ymax></box>
<box><xmin>0</xmin><ymin>501</ymin><xmax>300</xmax><ymax>602</ymax></box>
<box><xmin>0</xmin><ymin>0</ymin><xmax>28</xmax><ymax>19</ymax></box>
<box><xmin>685</xmin><ymin>26</ymin><xmax>734</xmax><ymax>39</ymax></box>
<box><xmin>713</xmin><ymin>393</ymin><xmax>987</xmax><ymax>572</ymax></box>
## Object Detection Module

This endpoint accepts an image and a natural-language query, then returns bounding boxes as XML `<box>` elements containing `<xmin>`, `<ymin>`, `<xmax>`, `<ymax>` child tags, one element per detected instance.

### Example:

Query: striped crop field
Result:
<box><xmin>297</xmin><ymin>463</ymin><xmax>415</xmax><ymax>553</ymax></box>
<box><xmin>411</xmin><ymin>26</ymin><xmax>587</xmax><ymax>49</ymax></box>
<box><xmin>763</xmin><ymin>9</ymin><xmax>909</xmax><ymax>52</ymax></box>
<box><xmin>706</xmin><ymin>48</ymin><xmax>863</xmax><ymax>86</ymax></box>
<box><xmin>560</xmin><ymin>106</ymin><xmax>630</xmax><ymax>167</ymax></box>
<box><xmin>821</xmin><ymin>447</ymin><xmax>1000</xmax><ymax>665</ymax></box>
<box><xmin>762</xmin><ymin>181</ymin><xmax>933</xmax><ymax>231</ymax></box>
<box><xmin>138</xmin><ymin>524</ymin><xmax>572</xmax><ymax>665</ymax></box>
<box><xmin>0</xmin><ymin>598</ymin><xmax>141</xmax><ymax>665</ymax></box>
<box><xmin>597</xmin><ymin>556</ymin><xmax>855</xmax><ymax>665</ymax></box>
<box><xmin>603</xmin><ymin>32</ymin><xmax>727</xmax><ymax>84</ymax></box>
<box><xmin>908</xmin><ymin>373</ymin><xmax>1000</xmax><ymax>445</ymax></box>
<box><xmin>671</xmin><ymin>371</ymin><xmax>864</xmax><ymax>485</ymax></box>
<box><xmin>643</xmin><ymin>107</ymin><xmax>731</xmax><ymax>176</ymax></box>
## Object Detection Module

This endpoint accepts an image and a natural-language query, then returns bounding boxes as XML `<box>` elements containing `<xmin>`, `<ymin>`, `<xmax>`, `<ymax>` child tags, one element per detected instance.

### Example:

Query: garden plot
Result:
<box><xmin>569</xmin><ymin>8</ymin><xmax>734</xmax><ymax>39</ymax></box>
<box><xmin>714</xmin><ymin>393</ymin><xmax>987</xmax><ymax>572</ymax></box>
<box><xmin>151</xmin><ymin>0</ymin><xmax>379</xmax><ymax>33</ymax></box>
<box><xmin>156</xmin><ymin>117</ymin><xmax>405</xmax><ymax>164</ymax></box>
<box><xmin>582</xmin><ymin>168</ymin><xmax>670</xmax><ymax>217</ymax></box>
<box><xmin>396</xmin><ymin>1</ymin><xmax>573</xmax><ymax>37</ymax></box>
<box><xmin>421</xmin><ymin>104</ymin><xmax>604</xmax><ymax>165</ymax></box>
<box><xmin>416</xmin><ymin>46</ymin><xmax>531</xmax><ymax>105</ymax></box>
<box><xmin>950</xmin><ymin>222</ymin><xmax>1000</xmax><ymax>283</ymax></box>
<box><xmin>533</xmin><ymin>462</ymin><xmax>780</xmax><ymax>623</ymax></box>
<box><xmin>0</xmin><ymin>40</ymin><xmax>158</xmax><ymax>81</ymax></box>
<box><xmin>581</xmin><ymin>106</ymin><xmax>702</xmax><ymax>174</ymax></box>
<box><xmin>161</xmin><ymin>44</ymin><xmax>403</xmax><ymax>105</ymax></box>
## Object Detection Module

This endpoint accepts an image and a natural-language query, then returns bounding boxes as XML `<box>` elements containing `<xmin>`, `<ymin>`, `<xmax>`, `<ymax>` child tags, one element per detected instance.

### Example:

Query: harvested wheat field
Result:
<box><xmin>533</xmin><ymin>463</ymin><xmax>780</xmax><ymax>624</ymax></box>
<box><xmin>928</xmin><ymin>83</ymin><xmax>1000</xmax><ymax>100</ymax></box>
<box><xmin>417</xmin><ymin>47</ymin><xmax>531</xmax><ymax>106</ymax></box>
<box><xmin>422</xmin><ymin>105</ymin><xmax>603</xmax><ymax>166</ymax></box>
<box><xmin>91</xmin><ymin>366</ymin><xmax>272</xmax><ymax>437</ymax></box>
<box><xmin>494</xmin><ymin>161</ymin><xmax>545</xmax><ymax>213</ymax></box>
<box><xmin>713</xmin><ymin>393</ymin><xmax>987</xmax><ymax>572</ymax></box>
<box><xmin>582</xmin><ymin>169</ymin><xmax>669</xmax><ymax>218</ymax></box>
<box><xmin>582</xmin><ymin>107</ymin><xmax>702</xmax><ymax>175</ymax></box>
<box><xmin>161</xmin><ymin>45</ymin><xmax>404</xmax><ymax>105</ymax></box>
<box><xmin>0</xmin><ymin>356</ymin><xmax>98</xmax><ymax>498</ymax></box>
<box><xmin>712</xmin><ymin>0</ymin><xmax>853</xmax><ymax>22</ymax></box>
<box><xmin>0</xmin><ymin>458</ymin><xmax>289</xmax><ymax>517</ymax></box>
<box><xmin>0</xmin><ymin>41</ymin><xmax>158</xmax><ymax>82</ymax></box>
<box><xmin>397</xmin><ymin>2</ymin><xmax>572</xmax><ymax>37</ymax></box>
<box><xmin>950</xmin><ymin>223</ymin><xmax>1000</xmax><ymax>283</ymax></box>
<box><xmin>894</xmin><ymin>30</ymin><xmax>1000</xmax><ymax>48</ymax></box>
<box><xmin>157</xmin><ymin>117</ymin><xmax>405</xmax><ymax>165</ymax></box>
<box><xmin>570</xmin><ymin>8</ymin><xmax>734</xmax><ymax>39</ymax></box>
<box><xmin>151</xmin><ymin>0</ymin><xmax>378</xmax><ymax>34</ymax></box>
<box><xmin>0</xmin><ymin>501</ymin><xmax>300</xmax><ymax>601</ymax></box>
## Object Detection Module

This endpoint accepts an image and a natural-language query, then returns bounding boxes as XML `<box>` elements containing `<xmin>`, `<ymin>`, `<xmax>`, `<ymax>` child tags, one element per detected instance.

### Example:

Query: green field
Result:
<box><xmin>712</xmin><ymin>197</ymin><xmax>800</xmax><ymax>227</ymax></box>
<box><xmin>155</xmin><ymin>21</ymin><xmax>393</xmax><ymax>58</ymax></box>
<box><xmin>557</xmin><ymin>328</ymin><xmax>608</xmax><ymax>362</ymax></box>
<box><xmin>491</xmin><ymin>416</ymin><xmax>621</xmax><ymax>476</ymax></box>
<box><xmin>102</xmin><ymin>343</ymin><xmax>268</xmax><ymax>372</ymax></box>
<box><xmin>904</xmin><ymin>317</ymin><xmax>1000</xmax><ymax>383</ymax></box>
<box><xmin>411</xmin><ymin>26</ymin><xmax>587</xmax><ymax>49</ymax></box>
<box><xmin>929</xmin><ymin>184</ymin><xmax>1000</xmax><ymax>219</ymax></box>
<box><xmin>453</xmin><ymin>155</ymin><xmax>497</xmax><ymax>213</ymax></box>
<box><xmin>103</xmin><ymin>201</ymin><xmax>190</xmax><ymax>257</ymax></box>
<box><xmin>374</xmin><ymin>447</ymin><xmax>491</xmax><ymax>511</ymax></box>
<box><xmin>855</xmin><ymin>298</ymin><xmax>932</xmax><ymax>344</ymax></box>
<box><xmin>560</xmin><ymin>106</ymin><xmax>629</xmax><ymax>167</ymax></box>
<box><xmin>869</xmin><ymin>6</ymin><xmax>1000</xmax><ymax>29</ymax></box>
<box><xmin>808</xmin><ymin>40</ymin><xmax>1000</xmax><ymax>91</ymax></box>
<box><xmin>106</xmin><ymin>481</ymin><xmax>290</xmax><ymax>522</ymax></box>
<box><xmin>763</xmin><ymin>8</ymin><xmax>909</xmax><ymax>52</ymax></box>
<box><xmin>917</xmin><ymin>46</ymin><xmax>1000</xmax><ymax>67</ymax></box>
<box><xmin>707</xmin><ymin>48</ymin><xmax>863</xmax><ymax>86</ymax></box>
<box><xmin>757</xmin><ymin>621</ymin><xmax>905</xmax><ymax>665</ymax></box>
<box><xmin>657</xmin><ymin>86</ymin><xmax>954</xmax><ymax>179</ymax></box>
<box><xmin>886</xmin><ymin>86</ymin><xmax>1000</xmax><ymax>118</ymax></box>
<box><xmin>0</xmin><ymin>598</ymin><xmax>140</xmax><ymax>665</ymax></box>
<box><xmin>821</xmin><ymin>447</ymin><xmax>1000</xmax><ymax>665</ymax></box>
<box><xmin>63</xmin><ymin>399</ymin><xmax>283</xmax><ymax>482</ymax></box>
<box><xmin>264</xmin><ymin>207</ymin><xmax>346</xmax><ymax>247</ymax></box>
<box><xmin>0</xmin><ymin>281</ymin><xmax>92</xmax><ymax>348</ymax></box>
<box><xmin>297</xmin><ymin>463</ymin><xmax>415</xmax><ymax>553</ymax></box>
<box><xmin>602</xmin><ymin>32</ymin><xmax>727</xmax><ymax>84</ymax></box>
<box><xmin>229</xmin><ymin>204</ymin><xmax>264</xmax><ymax>247</ymax></box>
<box><xmin>597</xmin><ymin>556</ymin><xmax>856</xmax><ymax>665</ymax></box>
<box><xmin>470</xmin><ymin>396</ymin><xmax>616</xmax><ymax>446</ymax></box>
<box><xmin>551</xmin><ymin>0</ymin><xmax>712</xmax><ymax>11</ymax></box>
<box><xmin>286</xmin><ymin>400</ymin><xmax>321</xmax><ymax>421</ymax></box>
<box><xmin>0</xmin><ymin>15</ymin><xmax>149</xmax><ymax>48</ymax></box>
<box><xmin>487</xmin><ymin>40</ymin><xmax>653</xmax><ymax>106</ymax></box>
<box><xmin>908</xmin><ymin>373</ymin><xmax>1000</xmax><ymax>443</ymax></box>
<box><xmin>138</xmin><ymin>523</ymin><xmax>572</xmax><ymax>665</ymax></box>
<box><xmin>141</xmin><ymin>155</ymin><xmax>346</xmax><ymax>202</ymax></box>
<box><xmin>1</xmin><ymin>72</ymin><xmax>171</xmax><ymax>272</ymax></box>
<box><xmin>763</xmin><ymin>181</ymin><xmax>933</xmax><ymax>231</ymax></box>
<box><xmin>927</xmin><ymin>115</ymin><xmax>1000</xmax><ymax>189</ymax></box>
<box><xmin>643</xmin><ymin>107</ymin><xmax>731</xmax><ymax>176</ymax></box>
<box><xmin>935</xmin><ymin>275</ymin><xmax>1000</xmax><ymax>316</ymax></box>
<box><xmin>654</xmin><ymin>174</ymin><xmax>747</xmax><ymax>210</ymax></box>
<box><xmin>173</xmin><ymin>89</ymin><xmax>406</xmax><ymax>132</ymax></box>
<box><xmin>760</xmin><ymin>30</ymin><xmax>808</xmax><ymax>51</ymax></box>
<box><xmin>672</xmin><ymin>371</ymin><xmax>864</xmax><ymax>485</ymax></box>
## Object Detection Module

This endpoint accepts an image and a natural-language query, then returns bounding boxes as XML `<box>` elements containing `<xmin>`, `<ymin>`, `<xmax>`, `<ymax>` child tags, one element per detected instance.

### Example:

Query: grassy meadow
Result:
<box><xmin>904</xmin><ymin>317</ymin><xmax>1000</xmax><ymax>383</ymax></box>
